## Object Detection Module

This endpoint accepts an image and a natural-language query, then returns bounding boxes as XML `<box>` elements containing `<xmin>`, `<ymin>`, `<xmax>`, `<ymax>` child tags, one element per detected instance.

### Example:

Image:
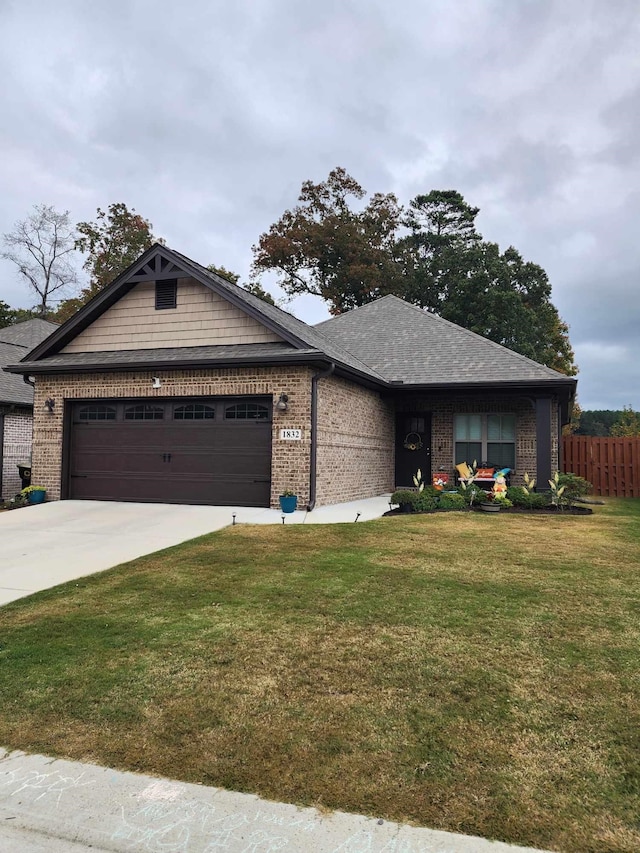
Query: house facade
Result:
<box><xmin>7</xmin><ymin>245</ymin><xmax>576</xmax><ymax>508</ymax></box>
<box><xmin>0</xmin><ymin>319</ymin><xmax>59</xmax><ymax>500</ymax></box>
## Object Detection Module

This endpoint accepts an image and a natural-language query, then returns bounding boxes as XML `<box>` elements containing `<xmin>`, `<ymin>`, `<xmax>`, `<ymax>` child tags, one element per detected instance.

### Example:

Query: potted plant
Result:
<box><xmin>21</xmin><ymin>485</ymin><xmax>47</xmax><ymax>505</ymax></box>
<box><xmin>479</xmin><ymin>490</ymin><xmax>513</xmax><ymax>512</ymax></box>
<box><xmin>478</xmin><ymin>491</ymin><xmax>501</xmax><ymax>512</ymax></box>
<box><xmin>279</xmin><ymin>489</ymin><xmax>298</xmax><ymax>513</ymax></box>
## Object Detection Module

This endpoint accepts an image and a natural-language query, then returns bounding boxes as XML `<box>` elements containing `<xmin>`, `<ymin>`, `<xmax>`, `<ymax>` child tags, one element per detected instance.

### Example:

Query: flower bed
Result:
<box><xmin>384</xmin><ymin>504</ymin><xmax>593</xmax><ymax>517</ymax></box>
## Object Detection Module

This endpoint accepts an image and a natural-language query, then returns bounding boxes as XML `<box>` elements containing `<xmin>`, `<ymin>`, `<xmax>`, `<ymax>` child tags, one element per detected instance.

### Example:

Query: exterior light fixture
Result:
<box><xmin>44</xmin><ymin>398</ymin><xmax>55</xmax><ymax>413</ymax></box>
<box><xmin>276</xmin><ymin>393</ymin><xmax>289</xmax><ymax>412</ymax></box>
<box><xmin>152</xmin><ymin>377</ymin><xmax>162</xmax><ymax>389</ymax></box>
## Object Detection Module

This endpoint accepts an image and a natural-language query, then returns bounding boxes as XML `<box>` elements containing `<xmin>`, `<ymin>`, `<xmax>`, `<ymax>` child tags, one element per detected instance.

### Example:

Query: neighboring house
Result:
<box><xmin>0</xmin><ymin>319</ymin><xmax>59</xmax><ymax>500</ymax></box>
<box><xmin>6</xmin><ymin>245</ymin><xmax>576</xmax><ymax>508</ymax></box>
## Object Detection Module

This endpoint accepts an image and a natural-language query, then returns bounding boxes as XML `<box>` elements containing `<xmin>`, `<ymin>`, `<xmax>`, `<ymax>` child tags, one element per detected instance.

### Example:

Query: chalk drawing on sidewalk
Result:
<box><xmin>112</xmin><ymin>798</ymin><xmax>314</xmax><ymax>852</ymax></box>
<box><xmin>1</xmin><ymin>765</ymin><xmax>95</xmax><ymax>808</ymax></box>
<box><xmin>111</xmin><ymin>786</ymin><xmax>438</xmax><ymax>852</ymax></box>
<box><xmin>139</xmin><ymin>780</ymin><xmax>184</xmax><ymax>802</ymax></box>
<box><xmin>113</xmin><ymin>800</ymin><xmax>209</xmax><ymax>852</ymax></box>
<box><xmin>331</xmin><ymin>829</ymin><xmax>445</xmax><ymax>852</ymax></box>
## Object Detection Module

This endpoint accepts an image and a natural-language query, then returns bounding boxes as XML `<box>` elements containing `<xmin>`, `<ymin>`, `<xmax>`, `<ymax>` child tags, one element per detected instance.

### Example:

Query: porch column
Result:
<box><xmin>535</xmin><ymin>397</ymin><xmax>552</xmax><ymax>488</ymax></box>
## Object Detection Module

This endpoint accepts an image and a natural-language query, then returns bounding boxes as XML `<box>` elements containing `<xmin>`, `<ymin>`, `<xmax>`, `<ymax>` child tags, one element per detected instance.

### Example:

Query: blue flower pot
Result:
<box><xmin>27</xmin><ymin>489</ymin><xmax>46</xmax><ymax>505</ymax></box>
<box><xmin>279</xmin><ymin>495</ymin><xmax>297</xmax><ymax>513</ymax></box>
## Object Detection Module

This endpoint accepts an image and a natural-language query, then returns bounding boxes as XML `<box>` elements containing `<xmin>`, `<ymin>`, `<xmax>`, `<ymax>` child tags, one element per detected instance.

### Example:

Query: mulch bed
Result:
<box><xmin>384</xmin><ymin>504</ymin><xmax>593</xmax><ymax>517</ymax></box>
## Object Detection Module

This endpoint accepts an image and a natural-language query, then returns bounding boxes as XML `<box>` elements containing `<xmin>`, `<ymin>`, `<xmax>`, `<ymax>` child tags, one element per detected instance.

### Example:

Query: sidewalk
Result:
<box><xmin>0</xmin><ymin>749</ymin><xmax>553</xmax><ymax>853</ymax></box>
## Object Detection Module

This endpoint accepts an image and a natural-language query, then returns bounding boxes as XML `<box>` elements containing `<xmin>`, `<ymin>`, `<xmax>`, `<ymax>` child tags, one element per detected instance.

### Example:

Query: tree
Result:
<box><xmin>251</xmin><ymin>167</ymin><xmax>404</xmax><ymax>315</ymax></box>
<box><xmin>252</xmin><ymin>170</ymin><xmax>576</xmax><ymax>373</ymax></box>
<box><xmin>54</xmin><ymin>203</ymin><xmax>158</xmax><ymax>322</ymax></box>
<box><xmin>563</xmin><ymin>399</ymin><xmax>582</xmax><ymax>435</ymax></box>
<box><xmin>1</xmin><ymin>204</ymin><xmax>78</xmax><ymax>317</ymax></box>
<box><xmin>208</xmin><ymin>264</ymin><xmax>276</xmax><ymax>306</ymax></box>
<box><xmin>610</xmin><ymin>405</ymin><xmax>640</xmax><ymax>437</ymax></box>
<box><xmin>207</xmin><ymin>264</ymin><xmax>240</xmax><ymax>284</ymax></box>
<box><xmin>0</xmin><ymin>300</ymin><xmax>15</xmax><ymax>329</ymax></box>
<box><xmin>241</xmin><ymin>282</ymin><xmax>276</xmax><ymax>306</ymax></box>
<box><xmin>435</xmin><ymin>242</ymin><xmax>576</xmax><ymax>374</ymax></box>
<box><xmin>399</xmin><ymin>190</ymin><xmax>482</xmax><ymax>311</ymax></box>
<box><xmin>575</xmin><ymin>410</ymin><xmax>622</xmax><ymax>436</ymax></box>
<box><xmin>75</xmin><ymin>202</ymin><xmax>157</xmax><ymax>293</ymax></box>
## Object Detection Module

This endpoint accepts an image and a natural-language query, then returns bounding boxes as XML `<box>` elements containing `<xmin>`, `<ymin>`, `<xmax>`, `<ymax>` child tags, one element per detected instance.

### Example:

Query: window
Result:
<box><xmin>124</xmin><ymin>404</ymin><xmax>164</xmax><ymax>421</ymax></box>
<box><xmin>454</xmin><ymin>414</ymin><xmax>515</xmax><ymax>469</ymax></box>
<box><xmin>225</xmin><ymin>402</ymin><xmax>269</xmax><ymax>420</ymax></box>
<box><xmin>77</xmin><ymin>405</ymin><xmax>116</xmax><ymax>421</ymax></box>
<box><xmin>174</xmin><ymin>403</ymin><xmax>215</xmax><ymax>420</ymax></box>
<box><xmin>155</xmin><ymin>279</ymin><xmax>177</xmax><ymax>309</ymax></box>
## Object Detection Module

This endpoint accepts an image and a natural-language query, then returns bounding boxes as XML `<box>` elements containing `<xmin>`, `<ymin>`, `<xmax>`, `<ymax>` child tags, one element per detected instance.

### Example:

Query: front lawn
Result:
<box><xmin>0</xmin><ymin>500</ymin><xmax>638</xmax><ymax>852</ymax></box>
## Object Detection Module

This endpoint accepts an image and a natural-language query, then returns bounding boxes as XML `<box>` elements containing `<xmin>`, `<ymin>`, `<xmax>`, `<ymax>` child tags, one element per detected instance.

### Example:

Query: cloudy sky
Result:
<box><xmin>1</xmin><ymin>0</ymin><xmax>638</xmax><ymax>410</ymax></box>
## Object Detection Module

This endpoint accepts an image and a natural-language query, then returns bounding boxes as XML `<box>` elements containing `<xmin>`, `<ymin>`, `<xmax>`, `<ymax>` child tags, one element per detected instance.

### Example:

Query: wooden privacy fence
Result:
<box><xmin>562</xmin><ymin>436</ymin><xmax>640</xmax><ymax>497</ymax></box>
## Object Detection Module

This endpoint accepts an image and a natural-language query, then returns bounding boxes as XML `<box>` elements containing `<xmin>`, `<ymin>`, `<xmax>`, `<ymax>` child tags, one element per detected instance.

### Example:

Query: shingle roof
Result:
<box><xmin>0</xmin><ymin>319</ymin><xmax>58</xmax><ymax>349</ymax></box>
<box><xmin>5</xmin><ymin>247</ymin><xmax>574</xmax><ymax>392</ymax></box>
<box><xmin>316</xmin><ymin>295</ymin><xmax>571</xmax><ymax>385</ymax></box>
<box><xmin>15</xmin><ymin>342</ymin><xmax>324</xmax><ymax>373</ymax></box>
<box><xmin>0</xmin><ymin>319</ymin><xmax>59</xmax><ymax>405</ymax></box>
<box><xmin>0</xmin><ymin>341</ymin><xmax>35</xmax><ymax>405</ymax></box>
<box><xmin>168</xmin><ymin>250</ymin><xmax>387</xmax><ymax>381</ymax></box>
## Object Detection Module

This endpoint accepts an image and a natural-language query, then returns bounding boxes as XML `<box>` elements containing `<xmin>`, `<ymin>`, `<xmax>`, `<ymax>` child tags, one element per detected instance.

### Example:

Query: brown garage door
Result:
<box><xmin>67</xmin><ymin>397</ymin><xmax>272</xmax><ymax>506</ymax></box>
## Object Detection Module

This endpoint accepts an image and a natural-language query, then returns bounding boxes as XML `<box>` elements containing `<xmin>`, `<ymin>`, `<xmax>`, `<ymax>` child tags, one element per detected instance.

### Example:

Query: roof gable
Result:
<box><xmin>61</xmin><ymin>278</ymin><xmax>284</xmax><ymax>353</ymax></box>
<box><xmin>24</xmin><ymin>244</ymin><xmax>384</xmax><ymax>381</ymax></box>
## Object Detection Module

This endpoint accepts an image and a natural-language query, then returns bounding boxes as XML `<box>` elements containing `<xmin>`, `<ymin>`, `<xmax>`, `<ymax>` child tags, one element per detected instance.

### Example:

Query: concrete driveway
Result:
<box><xmin>0</xmin><ymin>496</ymin><xmax>391</xmax><ymax>606</ymax></box>
<box><xmin>0</xmin><ymin>500</ymin><xmax>243</xmax><ymax>606</ymax></box>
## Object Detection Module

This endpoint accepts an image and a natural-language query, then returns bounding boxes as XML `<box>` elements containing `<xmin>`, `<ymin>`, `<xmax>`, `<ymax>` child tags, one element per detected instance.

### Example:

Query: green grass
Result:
<box><xmin>1</xmin><ymin>499</ymin><xmax>639</xmax><ymax>852</ymax></box>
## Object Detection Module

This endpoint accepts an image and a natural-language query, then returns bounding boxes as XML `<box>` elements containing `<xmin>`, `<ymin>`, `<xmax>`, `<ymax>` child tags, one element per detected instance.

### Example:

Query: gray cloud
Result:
<box><xmin>1</xmin><ymin>0</ymin><xmax>639</xmax><ymax>410</ymax></box>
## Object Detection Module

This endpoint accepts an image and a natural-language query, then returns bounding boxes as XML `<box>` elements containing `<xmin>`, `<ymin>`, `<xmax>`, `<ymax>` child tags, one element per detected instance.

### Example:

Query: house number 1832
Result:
<box><xmin>279</xmin><ymin>428</ymin><xmax>302</xmax><ymax>440</ymax></box>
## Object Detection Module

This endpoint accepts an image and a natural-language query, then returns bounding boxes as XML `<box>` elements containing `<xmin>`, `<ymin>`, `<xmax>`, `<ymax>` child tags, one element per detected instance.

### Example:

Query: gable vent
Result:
<box><xmin>155</xmin><ymin>279</ymin><xmax>177</xmax><ymax>310</ymax></box>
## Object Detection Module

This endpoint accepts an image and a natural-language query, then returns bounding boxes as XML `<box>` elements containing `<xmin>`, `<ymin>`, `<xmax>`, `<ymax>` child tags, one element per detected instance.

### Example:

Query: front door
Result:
<box><xmin>395</xmin><ymin>412</ymin><xmax>432</xmax><ymax>488</ymax></box>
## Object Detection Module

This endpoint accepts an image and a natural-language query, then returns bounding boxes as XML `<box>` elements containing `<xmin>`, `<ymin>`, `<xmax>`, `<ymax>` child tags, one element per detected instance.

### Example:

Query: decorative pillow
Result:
<box><xmin>495</xmin><ymin>468</ymin><xmax>511</xmax><ymax>477</ymax></box>
<box><xmin>455</xmin><ymin>462</ymin><xmax>472</xmax><ymax>479</ymax></box>
<box><xmin>476</xmin><ymin>467</ymin><xmax>495</xmax><ymax>478</ymax></box>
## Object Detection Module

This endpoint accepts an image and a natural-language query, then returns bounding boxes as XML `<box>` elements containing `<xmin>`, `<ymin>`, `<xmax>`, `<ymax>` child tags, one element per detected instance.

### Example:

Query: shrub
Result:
<box><xmin>438</xmin><ymin>493</ymin><xmax>465</xmax><ymax>510</ymax></box>
<box><xmin>422</xmin><ymin>485</ymin><xmax>442</xmax><ymax>499</ymax></box>
<box><xmin>414</xmin><ymin>492</ymin><xmax>439</xmax><ymax>512</ymax></box>
<box><xmin>391</xmin><ymin>490</ymin><xmax>419</xmax><ymax>509</ymax></box>
<box><xmin>507</xmin><ymin>486</ymin><xmax>548</xmax><ymax>509</ymax></box>
<box><xmin>557</xmin><ymin>473</ymin><xmax>592</xmax><ymax>501</ymax></box>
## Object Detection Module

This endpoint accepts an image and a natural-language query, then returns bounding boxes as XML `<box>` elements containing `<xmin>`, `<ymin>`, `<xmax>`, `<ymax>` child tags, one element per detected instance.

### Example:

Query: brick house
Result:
<box><xmin>0</xmin><ymin>319</ymin><xmax>59</xmax><ymax>500</ymax></box>
<box><xmin>6</xmin><ymin>245</ymin><xmax>576</xmax><ymax>508</ymax></box>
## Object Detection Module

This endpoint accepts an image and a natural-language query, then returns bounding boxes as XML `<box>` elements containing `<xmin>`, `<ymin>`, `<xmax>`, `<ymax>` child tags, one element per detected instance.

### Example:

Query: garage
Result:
<box><xmin>66</xmin><ymin>397</ymin><xmax>272</xmax><ymax>506</ymax></box>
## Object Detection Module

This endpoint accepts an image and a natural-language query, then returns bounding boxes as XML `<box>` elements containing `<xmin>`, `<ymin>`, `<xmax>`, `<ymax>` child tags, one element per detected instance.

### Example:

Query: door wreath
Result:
<box><xmin>403</xmin><ymin>432</ymin><xmax>423</xmax><ymax>451</ymax></box>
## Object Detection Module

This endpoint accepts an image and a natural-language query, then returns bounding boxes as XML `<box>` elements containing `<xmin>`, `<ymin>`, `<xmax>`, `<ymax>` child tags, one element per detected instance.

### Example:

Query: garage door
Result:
<box><xmin>67</xmin><ymin>397</ymin><xmax>272</xmax><ymax>506</ymax></box>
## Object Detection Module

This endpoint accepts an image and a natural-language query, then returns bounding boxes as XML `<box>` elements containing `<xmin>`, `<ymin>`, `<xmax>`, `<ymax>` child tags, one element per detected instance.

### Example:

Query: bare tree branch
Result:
<box><xmin>1</xmin><ymin>204</ymin><xmax>79</xmax><ymax>316</ymax></box>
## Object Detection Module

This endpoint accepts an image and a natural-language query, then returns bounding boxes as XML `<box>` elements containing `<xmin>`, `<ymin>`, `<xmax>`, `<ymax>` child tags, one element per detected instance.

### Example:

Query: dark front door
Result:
<box><xmin>67</xmin><ymin>397</ymin><xmax>272</xmax><ymax>506</ymax></box>
<box><xmin>395</xmin><ymin>412</ymin><xmax>431</xmax><ymax>488</ymax></box>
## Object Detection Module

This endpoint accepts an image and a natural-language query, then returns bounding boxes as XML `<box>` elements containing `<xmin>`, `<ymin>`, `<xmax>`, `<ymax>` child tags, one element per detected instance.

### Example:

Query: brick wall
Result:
<box><xmin>32</xmin><ymin>367</ymin><xmax>314</xmax><ymax>508</ymax></box>
<box><xmin>30</xmin><ymin>370</ymin><xmax>561</xmax><ymax>508</ymax></box>
<box><xmin>397</xmin><ymin>393</ymin><xmax>560</xmax><ymax>486</ymax></box>
<box><xmin>1</xmin><ymin>410</ymin><xmax>33</xmax><ymax>500</ymax></box>
<box><xmin>316</xmin><ymin>375</ymin><xmax>394</xmax><ymax>504</ymax></box>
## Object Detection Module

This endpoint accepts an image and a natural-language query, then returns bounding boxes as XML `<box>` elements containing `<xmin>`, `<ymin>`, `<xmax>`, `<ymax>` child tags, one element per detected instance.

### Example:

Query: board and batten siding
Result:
<box><xmin>62</xmin><ymin>278</ymin><xmax>283</xmax><ymax>353</ymax></box>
